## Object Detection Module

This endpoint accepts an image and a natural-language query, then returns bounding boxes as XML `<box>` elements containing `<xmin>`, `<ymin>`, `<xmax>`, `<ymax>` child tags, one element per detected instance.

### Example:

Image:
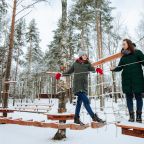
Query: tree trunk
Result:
<box><xmin>2</xmin><ymin>0</ymin><xmax>17</xmax><ymax>117</ymax></box>
<box><xmin>53</xmin><ymin>0</ymin><xmax>67</xmax><ymax>140</ymax></box>
<box><xmin>13</xmin><ymin>46</ymin><xmax>20</xmax><ymax>106</ymax></box>
<box><xmin>95</xmin><ymin>0</ymin><xmax>104</xmax><ymax>110</ymax></box>
<box><xmin>26</xmin><ymin>37</ymin><xmax>32</xmax><ymax>101</ymax></box>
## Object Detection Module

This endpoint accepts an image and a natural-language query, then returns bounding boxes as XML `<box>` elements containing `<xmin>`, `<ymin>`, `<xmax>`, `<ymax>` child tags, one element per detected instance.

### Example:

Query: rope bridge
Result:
<box><xmin>0</xmin><ymin>51</ymin><xmax>144</xmax><ymax>139</ymax></box>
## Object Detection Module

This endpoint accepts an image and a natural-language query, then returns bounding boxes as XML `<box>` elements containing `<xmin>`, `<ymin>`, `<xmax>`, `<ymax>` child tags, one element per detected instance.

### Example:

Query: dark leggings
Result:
<box><xmin>125</xmin><ymin>93</ymin><xmax>143</xmax><ymax>112</ymax></box>
<box><xmin>75</xmin><ymin>92</ymin><xmax>94</xmax><ymax>118</ymax></box>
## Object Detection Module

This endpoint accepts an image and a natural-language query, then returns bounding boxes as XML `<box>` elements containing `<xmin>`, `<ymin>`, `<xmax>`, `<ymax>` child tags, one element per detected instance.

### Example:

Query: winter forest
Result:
<box><xmin>0</xmin><ymin>0</ymin><xmax>144</xmax><ymax>144</ymax></box>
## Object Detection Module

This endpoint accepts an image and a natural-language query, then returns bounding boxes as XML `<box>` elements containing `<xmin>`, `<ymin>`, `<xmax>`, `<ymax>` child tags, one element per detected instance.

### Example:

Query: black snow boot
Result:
<box><xmin>136</xmin><ymin>111</ymin><xmax>142</xmax><ymax>123</ymax></box>
<box><xmin>128</xmin><ymin>112</ymin><xmax>135</xmax><ymax>122</ymax></box>
<box><xmin>74</xmin><ymin>116</ymin><xmax>85</xmax><ymax>125</ymax></box>
<box><xmin>92</xmin><ymin>113</ymin><xmax>105</xmax><ymax>123</ymax></box>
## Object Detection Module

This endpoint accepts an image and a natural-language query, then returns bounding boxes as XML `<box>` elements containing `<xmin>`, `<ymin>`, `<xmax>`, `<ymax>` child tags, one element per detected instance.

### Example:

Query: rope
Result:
<box><xmin>50</xmin><ymin>59</ymin><xmax>144</xmax><ymax>76</ymax></box>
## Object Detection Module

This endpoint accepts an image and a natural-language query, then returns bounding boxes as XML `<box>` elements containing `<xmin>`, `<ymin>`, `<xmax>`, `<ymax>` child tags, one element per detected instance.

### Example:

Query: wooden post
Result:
<box><xmin>2</xmin><ymin>0</ymin><xmax>17</xmax><ymax>117</ymax></box>
<box><xmin>53</xmin><ymin>91</ymin><xmax>67</xmax><ymax>140</ymax></box>
<box><xmin>95</xmin><ymin>0</ymin><xmax>104</xmax><ymax>110</ymax></box>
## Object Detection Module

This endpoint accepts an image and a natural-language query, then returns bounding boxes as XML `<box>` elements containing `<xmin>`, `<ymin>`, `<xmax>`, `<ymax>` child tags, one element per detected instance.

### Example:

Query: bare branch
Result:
<box><xmin>15</xmin><ymin>10</ymin><xmax>32</xmax><ymax>24</ymax></box>
<box><xmin>16</xmin><ymin>0</ymin><xmax>48</xmax><ymax>16</ymax></box>
<box><xmin>16</xmin><ymin>0</ymin><xmax>25</xmax><ymax>7</ymax></box>
<box><xmin>7</xmin><ymin>3</ymin><xmax>13</xmax><ymax>9</ymax></box>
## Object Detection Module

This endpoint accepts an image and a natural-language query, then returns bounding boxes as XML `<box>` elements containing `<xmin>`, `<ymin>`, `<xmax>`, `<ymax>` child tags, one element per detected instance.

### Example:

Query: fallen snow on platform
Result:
<box><xmin>0</xmin><ymin>99</ymin><xmax>144</xmax><ymax>144</ymax></box>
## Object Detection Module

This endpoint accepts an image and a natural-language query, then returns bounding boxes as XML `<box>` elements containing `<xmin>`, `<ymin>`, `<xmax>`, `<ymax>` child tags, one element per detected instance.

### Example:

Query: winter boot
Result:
<box><xmin>136</xmin><ymin>111</ymin><xmax>142</xmax><ymax>123</ymax></box>
<box><xmin>92</xmin><ymin>113</ymin><xmax>105</xmax><ymax>123</ymax></box>
<box><xmin>128</xmin><ymin>112</ymin><xmax>135</xmax><ymax>122</ymax></box>
<box><xmin>74</xmin><ymin>116</ymin><xmax>85</xmax><ymax>125</ymax></box>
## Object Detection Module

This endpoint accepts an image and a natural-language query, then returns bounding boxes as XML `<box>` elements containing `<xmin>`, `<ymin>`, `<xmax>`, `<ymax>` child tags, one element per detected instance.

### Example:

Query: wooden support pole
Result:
<box><xmin>2</xmin><ymin>0</ymin><xmax>17</xmax><ymax>117</ymax></box>
<box><xmin>53</xmin><ymin>91</ymin><xmax>67</xmax><ymax>140</ymax></box>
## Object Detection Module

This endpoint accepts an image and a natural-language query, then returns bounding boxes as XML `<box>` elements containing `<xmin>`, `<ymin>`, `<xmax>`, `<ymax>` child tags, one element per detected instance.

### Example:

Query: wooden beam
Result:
<box><xmin>0</xmin><ymin>117</ymin><xmax>65</xmax><ymax>128</ymax></box>
<box><xmin>116</xmin><ymin>123</ymin><xmax>144</xmax><ymax>131</ymax></box>
<box><xmin>50</xmin><ymin>123</ymin><xmax>70</xmax><ymax>129</ymax></box>
<box><xmin>116</xmin><ymin>123</ymin><xmax>144</xmax><ymax>138</ymax></box>
<box><xmin>47</xmin><ymin>114</ymin><xmax>74</xmax><ymax>121</ymax></box>
<box><xmin>4</xmin><ymin>81</ymin><xmax>16</xmax><ymax>84</ymax></box>
<box><xmin>92</xmin><ymin>52</ymin><xmax>122</xmax><ymax>67</ymax></box>
<box><xmin>70</xmin><ymin>123</ymin><xmax>89</xmax><ymax>130</ymax></box>
<box><xmin>0</xmin><ymin>109</ymin><xmax>14</xmax><ymax>113</ymax></box>
<box><xmin>91</xmin><ymin>122</ymin><xmax>105</xmax><ymax>128</ymax></box>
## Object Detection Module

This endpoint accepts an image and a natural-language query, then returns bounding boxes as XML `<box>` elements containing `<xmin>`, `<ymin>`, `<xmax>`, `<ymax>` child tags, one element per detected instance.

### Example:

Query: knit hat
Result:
<box><xmin>78</xmin><ymin>50</ymin><xmax>88</xmax><ymax>57</ymax></box>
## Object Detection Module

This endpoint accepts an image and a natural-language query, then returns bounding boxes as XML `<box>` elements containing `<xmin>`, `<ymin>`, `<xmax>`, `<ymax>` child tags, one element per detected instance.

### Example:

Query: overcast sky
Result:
<box><xmin>23</xmin><ymin>0</ymin><xmax>144</xmax><ymax>52</ymax></box>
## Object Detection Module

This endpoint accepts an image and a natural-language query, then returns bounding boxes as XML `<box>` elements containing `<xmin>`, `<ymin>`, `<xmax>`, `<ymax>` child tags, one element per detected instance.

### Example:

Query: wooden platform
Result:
<box><xmin>0</xmin><ymin>109</ymin><xmax>15</xmax><ymax>113</ymax></box>
<box><xmin>0</xmin><ymin>116</ymin><xmax>107</xmax><ymax>131</ymax></box>
<box><xmin>91</xmin><ymin>121</ymin><xmax>106</xmax><ymax>128</ymax></box>
<box><xmin>0</xmin><ymin>117</ymin><xmax>70</xmax><ymax>129</ymax></box>
<box><xmin>47</xmin><ymin>114</ymin><xmax>75</xmax><ymax>120</ymax></box>
<box><xmin>0</xmin><ymin>107</ymin><xmax>53</xmax><ymax>114</ymax></box>
<box><xmin>70</xmin><ymin>123</ymin><xmax>89</xmax><ymax>130</ymax></box>
<box><xmin>116</xmin><ymin>123</ymin><xmax>144</xmax><ymax>138</ymax></box>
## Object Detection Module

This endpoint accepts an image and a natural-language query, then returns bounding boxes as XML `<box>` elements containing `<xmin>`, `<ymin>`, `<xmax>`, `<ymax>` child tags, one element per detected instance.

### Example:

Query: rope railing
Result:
<box><xmin>1</xmin><ymin>44</ymin><xmax>144</xmax><ymax>125</ymax></box>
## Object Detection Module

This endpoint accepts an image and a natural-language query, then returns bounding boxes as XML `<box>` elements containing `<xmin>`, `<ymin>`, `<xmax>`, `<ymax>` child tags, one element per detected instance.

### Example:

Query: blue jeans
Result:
<box><xmin>75</xmin><ymin>92</ymin><xmax>94</xmax><ymax>118</ymax></box>
<box><xmin>126</xmin><ymin>93</ymin><xmax>143</xmax><ymax>112</ymax></box>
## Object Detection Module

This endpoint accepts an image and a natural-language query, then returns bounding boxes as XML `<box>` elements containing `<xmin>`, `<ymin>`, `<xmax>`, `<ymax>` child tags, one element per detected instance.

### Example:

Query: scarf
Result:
<box><xmin>76</xmin><ymin>58</ymin><xmax>89</xmax><ymax>64</ymax></box>
<box><xmin>121</xmin><ymin>49</ymin><xmax>131</xmax><ymax>55</ymax></box>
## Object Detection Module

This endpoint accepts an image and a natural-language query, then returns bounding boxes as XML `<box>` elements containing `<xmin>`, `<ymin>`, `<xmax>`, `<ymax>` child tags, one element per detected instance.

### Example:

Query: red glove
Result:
<box><xmin>55</xmin><ymin>72</ymin><xmax>62</xmax><ymax>80</ymax></box>
<box><xmin>96</xmin><ymin>68</ymin><xmax>103</xmax><ymax>75</ymax></box>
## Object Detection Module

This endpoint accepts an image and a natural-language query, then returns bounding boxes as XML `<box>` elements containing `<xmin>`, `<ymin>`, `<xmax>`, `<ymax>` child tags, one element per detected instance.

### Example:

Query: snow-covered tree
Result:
<box><xmin>26</xmin><ymin>19</ymin><xmax>42</xmax><ymax>74</ymax></box>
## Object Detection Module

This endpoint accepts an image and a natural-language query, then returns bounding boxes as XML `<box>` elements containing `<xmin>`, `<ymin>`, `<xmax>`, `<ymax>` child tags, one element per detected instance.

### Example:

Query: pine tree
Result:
<box><xmin>136</xmin><ymin>14</ymin><xmax>144</xmax><ymax>51</ymax></box>
<box><xmin>25</xmin><ymin>19</ymin><xmax>42</xmax><ymax>99</ymax></box>
<box><xmin>45</xmin><ymin>0</ymin><xmax>68</xmax><ymax>72</ymax></box>
<box><xmin>12</xmin><ymin>19</ymin><xmax>26</xmax><ymax>104</ymax></box>
<box><xmin>26</xmin><ymin>19</ymin><xmax>42</xmax><ymax>74</ymax></box>
<box><xmin>0</xmin><ymin>1</ymin><xmax>8</xmax><ymax>99</ymax></box>
<box><xmin>68</xmin><ymin>0</ymin><xmax>94</xmax><ymax>51</ymax></box>
<box><xmin>13</xmin><ymin>19</ymin><xmax>26</xmax><ymax>78</ymax></box>
<box><xmin>0</xmin><ymin>0</ymin><xmax>8</xmax><ymax>43</ymax></box>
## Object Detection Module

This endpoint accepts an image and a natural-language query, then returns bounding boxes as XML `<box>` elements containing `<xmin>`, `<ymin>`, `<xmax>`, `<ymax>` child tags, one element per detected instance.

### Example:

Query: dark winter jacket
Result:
<box><xmin>112</xmin><ymin>49</ymin><xmax>144</xmax><ymax>93</ymax></box>
<box><xmin>63</xmin><ymin>59</ymin><xmax>95</xmax><ymax>95</ymax></box>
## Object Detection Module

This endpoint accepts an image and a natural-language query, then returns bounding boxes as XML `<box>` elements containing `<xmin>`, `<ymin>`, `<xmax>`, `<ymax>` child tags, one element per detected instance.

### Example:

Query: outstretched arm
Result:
<box><xmin>111</xmin><ymin>58</ymin><xmax>124</xmax><ymax>72</ymax></box>
<box><xmin>89</xmin><ymin>63</ymin><xmax>103</xmax><ymax>75</ymax></box>
<box><xmin>62</xmin><ymin>64</ymin><xmax>74</xmax><ymax>76</ymax></box>
<box><xmin>88</xmin><ymin>63</ymin><xmax>95</xmax><ymax>72</ymax></box>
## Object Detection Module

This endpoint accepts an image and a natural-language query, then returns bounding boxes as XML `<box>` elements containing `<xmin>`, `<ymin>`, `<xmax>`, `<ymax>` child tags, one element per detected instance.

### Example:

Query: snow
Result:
<box><xmin>0</xmin><ymin>99</ymin><xmax>144</xmax><ymax>144</ymax></box>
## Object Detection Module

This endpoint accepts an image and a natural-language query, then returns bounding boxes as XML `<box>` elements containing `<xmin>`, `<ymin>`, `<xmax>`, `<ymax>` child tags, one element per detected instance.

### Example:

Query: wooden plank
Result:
<box><xmin>91</xmin><ymin>122</ymin><xmax>105</xmax><ymax>128</ymax></box>
<box><xmin>116</xmin><ymin>123</ymin><xmax>144</xmax><ymax>138</ymax></box>
<box><xmin>92</xmin><ymin>52</ymin><xmax>122</xmax><ymax>67</ymax></box>
<box><xmin>47</xmin><ymin>114</ymin><xmax>74</xmax><ymax>120</ymax></box>
<box><xmin>70</xmin><ymin>123</ymin><xmax>89</xmax><ymax>130</ymax></box>
<box><xmin>116</xmin><ymin>123</ymin><xmax>144</xmax><ymax>131</ymax></box>
<box><xmin>0</xmin><ymin>117</ymin><xmax>71</xmax><ymax>129</ymax></box>
<box><xmin>50</xmin><ymin>123</ymin><xmax>70</xmax><ymax>129</ymax></box>
<box><xmin>0</xmin><ymin>108</ymin><xmax>49</xmax><ymax>114</ymax></box>
<box><xmin>0</xmin><ymin>109</ymin><xmax>14</xmax><ymax>113</ymax></box>
<box><xmin>122</xmin><ymin>128</ymin><xmax>144</xmax><ymax>138</ymax></box>
<box><xmin>4</xmin><ymin>81</ymin><xmax>16</xmax><ymax>84</ymax></box>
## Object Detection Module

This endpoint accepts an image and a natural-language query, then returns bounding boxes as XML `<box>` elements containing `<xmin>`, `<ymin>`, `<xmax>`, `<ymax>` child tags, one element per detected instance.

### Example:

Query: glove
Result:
<box><xmin>96</xmin><ymin>68</ymin><xmax>103</xmax><ymax>75</ymax></box>
<box><xmin>55</xmin><ymin>72</ymin><xmax>62</xmax><ymax>80</ymax></box>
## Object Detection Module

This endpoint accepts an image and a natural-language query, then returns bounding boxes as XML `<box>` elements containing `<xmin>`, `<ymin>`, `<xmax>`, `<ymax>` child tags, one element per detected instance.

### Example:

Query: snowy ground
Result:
<box><xmin>0</xmin><ymin>98</ymin><xmax>144</xmax><ymax>144</ymax></box>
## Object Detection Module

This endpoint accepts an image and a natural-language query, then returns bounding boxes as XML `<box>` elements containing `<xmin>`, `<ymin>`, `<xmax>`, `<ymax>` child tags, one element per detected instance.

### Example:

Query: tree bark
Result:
<box><xmin>2</xmin><ymin>0</ymin><xmax>17</xmax><ymax>117</ymax></box>
<box><xmin>53</xmin><ymin>0</ymin><xmax>67</xmax><ymax>140</ymax></box>
<box><xmin>95</xmin><ymin>0</ymin><xmax>104</xmax><ymax>110</ymax></box>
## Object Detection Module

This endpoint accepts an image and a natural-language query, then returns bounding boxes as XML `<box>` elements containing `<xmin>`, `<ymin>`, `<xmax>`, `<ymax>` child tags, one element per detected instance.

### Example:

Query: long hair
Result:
<box><xmin>123</xmin><ymin>39</ymin><xmax>135</xmax><ymax>53</ymax></box>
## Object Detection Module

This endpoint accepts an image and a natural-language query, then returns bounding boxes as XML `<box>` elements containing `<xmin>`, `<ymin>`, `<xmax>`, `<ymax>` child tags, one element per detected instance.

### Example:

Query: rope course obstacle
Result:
<box><xmin>0</xmin><ymin>48</ymin><xmax>144</xmax><ymax>140</ymax></box>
